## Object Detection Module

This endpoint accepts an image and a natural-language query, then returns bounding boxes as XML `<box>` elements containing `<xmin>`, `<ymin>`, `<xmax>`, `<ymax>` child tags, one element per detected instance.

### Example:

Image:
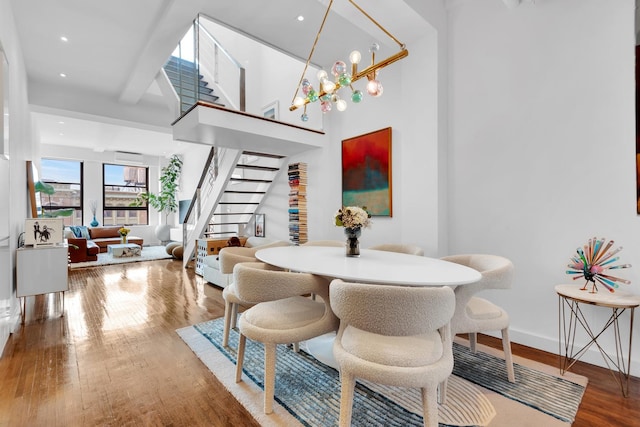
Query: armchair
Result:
<box><xmin>234</xmin><ymin>262</ymin><xmax>338</xmax><ymax>414</ymax></box>
<box><xmin>330</xmin><ymin>280</ymin><xmax>455</xmax><ymax>427</ymax></box>
<box><xmin>440</xmin><ymin>254</ymin><xmax>516</xmax><ymax>383</ymax></box>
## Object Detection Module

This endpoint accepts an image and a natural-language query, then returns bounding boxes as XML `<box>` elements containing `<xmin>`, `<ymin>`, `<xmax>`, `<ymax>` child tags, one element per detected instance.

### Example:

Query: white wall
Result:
<box><xmin>0</xmin><ymin>0</ymin><xmax>37</xmax><ymax>351</ymax></box>
<box><xmin>448</xmin><ymin>0</ymin><xmax>638</xmax><ymax>371</ymax></box>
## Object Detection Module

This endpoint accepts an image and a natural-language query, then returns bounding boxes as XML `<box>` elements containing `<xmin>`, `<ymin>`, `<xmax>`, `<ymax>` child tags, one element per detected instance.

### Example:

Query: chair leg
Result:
<box><xmin>339</xmin><ymin>372</ymin><xmax>356</xmax><ymax>427</ymax></box>
<box><xmin>421</xmin><ymin>384</ymin><xmax>439</xmax><ymax>427</ymax></box>
<box><xmin>222</xmin><ymin>300</ymin><xmax>235</xmax><ymax>347</ymax></box>
<box><xmin>292</xmin><ymin>342</ymin><xmax>300</xmax><ymax>353</ymax></box>
<box><xmin>501</xmin><ymin>327</ymin><xmax>516</xmax><ymax>382</ymax></box>
<box><xmin>230</xmin><ymin>303</ymin><xmax>239</xmax><ymax>329</ymax></box>
<box><xmin>438</xmin><ymin>379</ymin><xmax>447</xmax><ymax>405</ymax></box>
<box><xmin>264</xmin><ymin>342</ymin><xmax>277</xmax><ymax>414</ymax></box>
<box><xmin>469</xmin><ymin>332</ymin><xmax>478</xmax><ymax>353</ymax></box>
<box><xmin>235</xmin><ymin>334</ymin><xmax>246</xmax><ymax>383</ymax></box>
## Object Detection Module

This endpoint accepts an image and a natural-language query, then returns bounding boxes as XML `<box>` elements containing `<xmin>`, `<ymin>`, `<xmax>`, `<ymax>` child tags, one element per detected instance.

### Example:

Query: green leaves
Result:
<box><xmin>131</xmin><ymin>154</ymin><xmax>182</xmax><ymax>223</ymax></box>
<box><xmin>34</xmin><ymin>180</ymin><xmax>55</xmax><ymax>195</ymax></box>
<box><xmin>35</xmin><ymin>181</ymin><xmax>74</xmax><ymax>218</ymax></box>
<box><xmin>41</xmin><ymin>208</ymin><xmax>74</xmax><ymax>217</ymax></box>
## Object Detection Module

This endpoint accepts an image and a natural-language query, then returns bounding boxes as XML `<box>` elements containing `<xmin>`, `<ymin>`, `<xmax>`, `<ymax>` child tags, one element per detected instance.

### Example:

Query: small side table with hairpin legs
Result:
<box><xmin>556</xmin><ymin>284</ymin><xmax>640</xmax><ymax>397</ymax></box>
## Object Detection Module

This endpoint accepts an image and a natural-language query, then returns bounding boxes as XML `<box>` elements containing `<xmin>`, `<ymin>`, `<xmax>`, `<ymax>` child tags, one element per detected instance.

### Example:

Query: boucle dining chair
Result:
<box><xmin>440</xmin><ymin>254</ymin><xmax>516</xmax><ymax>383</ymax></box>
<box><xmin>219</xmin><ymin>247</ymin><xmax>260</xmax><ymax>347</ymax></box>
<box><xmin>330</xmin><ymin>279</ymin><xmax>455</xmax><ymax>427</ymax></box>
<box><xmin>219</xmin><ymin>241</ymin><xmax>289</xmax><ymax>347</ymax></box>
<box><xmin>234</xmin><ymin>262</ymin><xmax>339</xmax><ymax>414</ymax></box>
<box><xmin>369</xmin><ymin>243</ymin><xmax>424</xmax><ymax>256</ymax></box>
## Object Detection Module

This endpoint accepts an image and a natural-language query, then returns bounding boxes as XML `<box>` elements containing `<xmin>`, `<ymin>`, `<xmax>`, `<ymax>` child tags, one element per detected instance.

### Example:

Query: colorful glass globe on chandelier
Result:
<box><xmin>292</xmin><ymin>44</ymin><xmax>392</xmax><ymax>121</ymax></box>
<box><xmin>289</xmin><ymin>0</ymin><xmax>409</xmax><ymax>122</ymax></box>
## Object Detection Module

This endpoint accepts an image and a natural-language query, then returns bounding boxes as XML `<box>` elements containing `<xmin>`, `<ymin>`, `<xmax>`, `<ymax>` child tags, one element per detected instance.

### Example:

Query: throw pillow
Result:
<box><xmin>63</xmin><ymin>227</ymin><xmax>75</xmax><ymax>240</ymax></box>
<box><xmin>70</xmin><ymin>225</ymin><xmax>90</xmax><ymax>239</ymax></box>
<box><xmin>165</xmin><ymin>242</ymin><xmax>181</xmax><ymax>255</ymax></box>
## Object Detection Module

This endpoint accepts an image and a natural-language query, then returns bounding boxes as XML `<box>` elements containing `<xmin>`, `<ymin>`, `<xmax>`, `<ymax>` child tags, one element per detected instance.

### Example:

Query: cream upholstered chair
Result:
<box><xmin>219</xmin><ymin>247</ymin><xmax>259</xmax><ymax>347</ymax></box>
<box><xmin>440</xmin><ymin>254</ymin><xmax>516</xmax><ymax>383</ymax></box>
<box><xmin>234</xmin><ymin>262</ymin><xmax>339</xmax><ymax>414</ymax></box>
<box><xmin>302</xmin><ymin>240</ymin><xmax>345</xmax><ymax>247</ymax></box>
<box><xmin>330</xmin><ymin>279</ymin><xmax>455</xmax><ymax>427</ymax></box>
<box><xmin>219</xmin><ymin>241</ymin><xmax>289</xmax><ymax>347</ymax></box>
<box><xmin>369</xmin><ymin>243</ymin><xmax>424</xmax><ymax>256</ymax></box>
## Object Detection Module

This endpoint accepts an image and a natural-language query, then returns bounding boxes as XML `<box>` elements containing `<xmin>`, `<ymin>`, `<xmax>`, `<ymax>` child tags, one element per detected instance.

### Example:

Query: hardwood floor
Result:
<box><xmin>0</xmin><ymin>259</ymin><xmax>637</xmax><ymax>426</ymax></box>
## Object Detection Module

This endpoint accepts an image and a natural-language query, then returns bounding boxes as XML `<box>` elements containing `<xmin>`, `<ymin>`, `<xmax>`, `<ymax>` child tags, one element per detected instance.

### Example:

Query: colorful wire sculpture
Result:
<box><xmin>566</xmin><ymin>237</ymin><xmax>631</xmax><ymax>293</ymax></box>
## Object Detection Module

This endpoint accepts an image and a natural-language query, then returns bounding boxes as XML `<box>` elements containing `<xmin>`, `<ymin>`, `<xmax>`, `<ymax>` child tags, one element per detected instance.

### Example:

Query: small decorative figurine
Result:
<box><xmin>566</xmin><ymin>237</ymin><xmax>631</xmax><ymax>293</ymax></box>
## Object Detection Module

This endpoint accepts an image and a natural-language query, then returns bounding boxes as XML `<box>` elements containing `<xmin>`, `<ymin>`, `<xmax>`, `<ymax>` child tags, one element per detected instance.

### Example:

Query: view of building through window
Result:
<box><xmin>103</xmin><ymin>163</ymin><xmax>148</xmax><ymax>226</ymax></box>
<box><xmin>40</xmin><ymin>159</ymin><xmax>83</xmax><ymax>226</ymax></box>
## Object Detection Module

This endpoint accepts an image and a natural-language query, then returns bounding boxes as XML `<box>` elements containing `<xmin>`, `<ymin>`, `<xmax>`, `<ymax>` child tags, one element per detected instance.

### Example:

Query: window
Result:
<box><xmin>40</xmin><ymin>159</ymin><xmax>83</xmax><ymax>226</ymax></box>
<box><xmin>103</xmin><ymin>163</ymin><xmax>148</xmax><ymax>225</ymax></box>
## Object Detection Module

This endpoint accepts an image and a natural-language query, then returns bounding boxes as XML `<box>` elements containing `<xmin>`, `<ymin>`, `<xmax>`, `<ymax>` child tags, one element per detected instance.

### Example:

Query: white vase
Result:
<box><xmin>155</xmin><ymin>224</ymin><xmax>171</xmax><ymax>243</ymax></box>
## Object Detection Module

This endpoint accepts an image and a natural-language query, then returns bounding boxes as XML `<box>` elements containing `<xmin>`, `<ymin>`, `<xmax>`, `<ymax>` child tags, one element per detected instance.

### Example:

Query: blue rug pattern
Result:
<box><xmin>190</xmin><ymin>318</ymin><xmax>585</xmax><ymax>427</ymax></box>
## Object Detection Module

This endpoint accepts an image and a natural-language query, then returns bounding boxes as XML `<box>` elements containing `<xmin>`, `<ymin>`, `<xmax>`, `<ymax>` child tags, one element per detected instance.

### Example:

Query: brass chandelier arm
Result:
<box><xmin>289</xmin><ymin>48</ymin><xmax>408</xmax><ymax>112</ymax></box>
<box><xmin>353</xmin><ymin>49</ymin><xmax>408</xmax><ymax>82</ymax></box>
<box><xmin>348</xmin><ymin>0</ymin><xmax>406</xmax><ymax>50</ymax></box>
<box><xmin>289</xmin><ymin>0</ymin><xmax>410</xmax><ymax>114</ymax></box>
<box><xmin>290</xmin><ymin>0</ymin><xmax>335</xmax><ymax>107</ymax></box>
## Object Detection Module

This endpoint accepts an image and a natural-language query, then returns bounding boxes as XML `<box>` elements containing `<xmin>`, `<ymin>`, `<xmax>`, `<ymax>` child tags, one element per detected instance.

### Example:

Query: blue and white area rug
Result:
<box><xmin>177</xmin><ymin>318</ymin><xmax>586</xmax><ymax>427</ymax></box>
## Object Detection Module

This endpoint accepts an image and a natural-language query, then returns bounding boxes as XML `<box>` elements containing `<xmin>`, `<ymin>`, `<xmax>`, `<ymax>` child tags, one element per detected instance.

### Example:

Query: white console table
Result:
<box><xmin>17</xmin><ymin>244</ymin><xmax>68</xmax><ymax>322</ymax></box>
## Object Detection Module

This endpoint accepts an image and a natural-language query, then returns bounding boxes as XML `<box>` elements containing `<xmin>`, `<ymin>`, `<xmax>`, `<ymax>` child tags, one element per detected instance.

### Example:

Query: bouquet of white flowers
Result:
<box><xmin>334</xmin><ymin>206</ymin><xmax>371</xmax><ymax>229</ymax></box>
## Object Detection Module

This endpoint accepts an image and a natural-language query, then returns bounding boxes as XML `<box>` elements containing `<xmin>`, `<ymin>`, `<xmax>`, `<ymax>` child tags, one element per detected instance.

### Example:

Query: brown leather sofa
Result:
<box><xmin>68</xmin><ymin>237</ymin><xmax>100</xmax><ymax>263</ymax></box>
<box><xmin>87</xmin><ymin>226</ymin><xmax>143</xmax><ymax>252</ymax></box>
<box><xmin>67</xmin><ymin>226</ymin><xmax>144</xmax><ymax>262</ymax></box>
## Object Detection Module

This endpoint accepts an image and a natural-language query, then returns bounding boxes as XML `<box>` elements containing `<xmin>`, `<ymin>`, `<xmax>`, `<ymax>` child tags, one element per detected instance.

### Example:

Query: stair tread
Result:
<box><xmin>218</xmin><ymin>202</ymin><xmax>260</xmax><ymax>205</ymax></box>
<box><xmin>229</xmin><ymin>178</ymin><xmax>273</xmax><ymax>183</ymax></box>
<box><xmin>236</xmin><ymin>164</ymin><xmax>279</xmax><ymax>171</ymax></box>
<box><xmin>242</xmin><ymin>151</ymin><xmax>286</xmax><ymax>159</ymax></box>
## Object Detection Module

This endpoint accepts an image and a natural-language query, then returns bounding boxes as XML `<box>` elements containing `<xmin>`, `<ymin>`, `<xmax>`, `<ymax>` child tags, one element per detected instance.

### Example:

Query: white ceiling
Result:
<box><xmin>10</xmin><ymin>0</ymin><xmax>432</xmax><ymax>157</ymax></box>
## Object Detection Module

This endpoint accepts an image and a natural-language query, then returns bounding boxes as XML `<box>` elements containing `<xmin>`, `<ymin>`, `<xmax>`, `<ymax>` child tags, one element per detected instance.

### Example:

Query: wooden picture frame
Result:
<box><xmin>24</xmin><ymin>218</ymin><xmax>64</xmax><ymax>246</ymax></box>
<box><xmin>341</xmin><ymin>127</ymin><xmax>392</xmax><ymax>216</ymax></box>
<box><xmin>255</xmin><ymin>213</ymin><xmax>265</xmax><ymax>237</ymax></box>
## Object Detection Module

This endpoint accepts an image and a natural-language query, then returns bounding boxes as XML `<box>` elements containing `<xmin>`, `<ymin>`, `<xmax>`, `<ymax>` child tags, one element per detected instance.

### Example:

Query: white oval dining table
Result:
<box><xmin>255</xmin><ymin>245</ymin><xmax>482</xmax><ymax>286</ymax></box>
<box><xmin>255</xmin><ymin>245</ymin><xmax>482</xmax><ymax>368</ymax></box>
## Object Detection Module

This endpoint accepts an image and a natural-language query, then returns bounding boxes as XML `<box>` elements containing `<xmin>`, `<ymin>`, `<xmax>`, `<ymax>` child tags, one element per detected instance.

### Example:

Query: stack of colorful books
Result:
<box><xmin>288</xmin><ymin>163</ymin><xmax>308</xmax><ymax>245</ymax></box>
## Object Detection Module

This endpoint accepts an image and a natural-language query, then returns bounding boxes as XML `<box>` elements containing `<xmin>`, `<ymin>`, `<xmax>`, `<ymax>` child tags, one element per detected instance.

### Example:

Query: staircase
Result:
<box><xmin>181</xmin><ymin>147</ymin><xmax>287</xmax><ymax>268</ymax></box>
<box><xmin>164</xmin><ymin>56</ymin><xmax>223</xmax><ymax>114</ymax></box>
<box><xmin>206</xmin><ymin>151</ymin><xmax>286</xmax><ymax>238</ymax></box>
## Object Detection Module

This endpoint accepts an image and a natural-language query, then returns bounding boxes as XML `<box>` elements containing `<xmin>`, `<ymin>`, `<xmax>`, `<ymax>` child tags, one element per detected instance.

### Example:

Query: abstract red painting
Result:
<box><xmin>341</xmin><ymin>127</ymin><xmax>392</xmax><ymax>216</ymax></box>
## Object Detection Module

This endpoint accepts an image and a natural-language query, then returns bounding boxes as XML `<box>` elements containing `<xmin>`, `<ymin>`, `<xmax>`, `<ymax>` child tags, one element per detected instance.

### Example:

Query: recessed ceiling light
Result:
<box><xmin>59</xmin><ymin>73</ymin><xmax>67</xmax><ymax>78</ymax></box>
<box><xmin>60</xmin><ymin>36</ymin><xmax>68</xmax><ymax>42</ymax></box>
<box><xmin>59</xmin><ymin>133</ymin><xmax>64</xmax><ymax>136</ymax></box>
<box><xmin>297</xmin><ymin>15</ymin><xmax>304</xmax><ymax>21</ymax></box>
<box><xmin>58</xmin><ymin>121</ymin><xmax>65</xmax><ymax>125</ymax></box>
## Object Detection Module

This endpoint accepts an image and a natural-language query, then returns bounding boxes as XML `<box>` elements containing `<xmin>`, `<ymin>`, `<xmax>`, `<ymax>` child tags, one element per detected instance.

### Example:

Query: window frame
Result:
<box><xmin>40</xmin><ymin>158</ymin><xmax>83</xmax><ymax>226</ymax></box>
<box><xmin>102</xmin><ymin>163</ymin><xmax>149</xmax><ymax>226</ymax></box>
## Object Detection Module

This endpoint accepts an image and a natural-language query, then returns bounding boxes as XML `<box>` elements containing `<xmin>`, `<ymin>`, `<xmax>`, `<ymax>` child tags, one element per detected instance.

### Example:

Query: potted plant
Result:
<box><xmin>132</xmin><ymin>154</ymin><xmax>183</xmax><ymax>242</ymax></box>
